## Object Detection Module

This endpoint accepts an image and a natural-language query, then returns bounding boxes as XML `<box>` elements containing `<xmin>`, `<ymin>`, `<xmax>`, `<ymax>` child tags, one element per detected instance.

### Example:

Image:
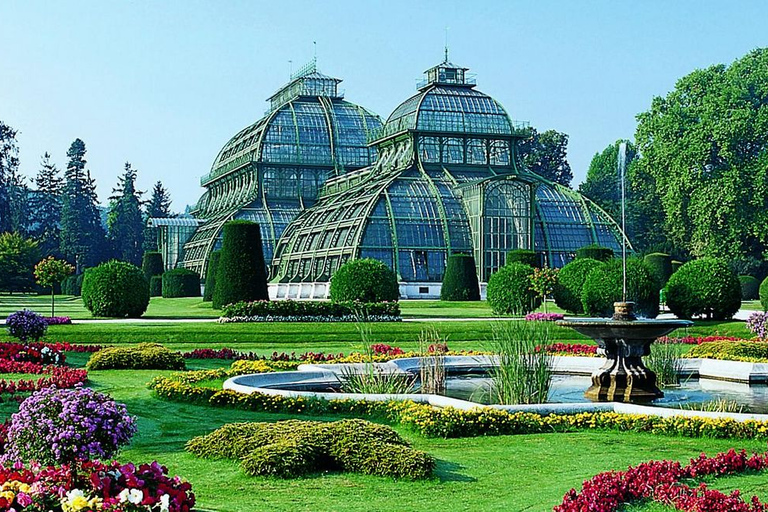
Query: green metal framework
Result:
<box><xmin>181</xmin><ymin>61</ymin><xmax>382</xmax><ymax>277</ymax></box>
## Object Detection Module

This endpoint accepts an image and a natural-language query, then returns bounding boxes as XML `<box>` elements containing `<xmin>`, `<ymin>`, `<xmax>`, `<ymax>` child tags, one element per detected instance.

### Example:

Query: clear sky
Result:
<box><xmin>1</xmin><ymin>0</ymin><xmax>766</xmax><ymax>210</ymax></box>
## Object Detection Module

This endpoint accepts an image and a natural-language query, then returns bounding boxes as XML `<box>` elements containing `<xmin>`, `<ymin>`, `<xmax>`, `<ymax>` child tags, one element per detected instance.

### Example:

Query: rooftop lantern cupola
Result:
<box><xmin>267</xmin><ymin>58</ymin><xmax>343</xmax><ymax>112</ymax></box>
<box><xmin>418</xmin><ymin>59</ymin><xmax>476</xmax><ymax>90</ymax></box>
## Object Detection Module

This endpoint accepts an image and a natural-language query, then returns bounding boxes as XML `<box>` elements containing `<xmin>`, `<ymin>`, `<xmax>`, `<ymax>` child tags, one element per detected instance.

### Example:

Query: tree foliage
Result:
<box><xmin>34</xmin><ymin>256</ymin><xmax>75</xmax><ymax>316</ymax></box>
<box><xmin>108</xmin><ymin>163</ymin><xmax>144</xmax><ymax>265</ymax></box>
<box><xmin>29</xmin><ymin>153</ymin><xmax>64</xmax><ymax>257</ymax></box>
<box><xmin>633</xmin><ymin>48</ymin><xmax>768</xmax><ymax>261</ymax></box>
<box><xmin>579</xmin><ymin>140</ymin><xmax>636</xmax><ymax>226</ymax></box>
<box><xmin>518</xmin><ymin>128</ymin><xmax>573</xmax><ymax>187</ymax></box>
<box><xmin>143</xmin><ymin>181</ymin><xmax>172</xmax><ymax>252</ymax></box>
<box><xmin>0</xmin><ymin>233</ymin><xmax>40</xmax><ymax>292</ymax></box>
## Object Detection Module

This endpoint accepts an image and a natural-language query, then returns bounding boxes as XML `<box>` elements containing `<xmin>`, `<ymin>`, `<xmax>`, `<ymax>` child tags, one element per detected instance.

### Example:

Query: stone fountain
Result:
<box><xmin>556</xmin><ymin>143</ymin><xmax>692</xmax><ymax>403</ymax></box>
<box><xmin>557</xmin><ymin>302</ymin><xmax>691</xmax><ymax>402</ymax></box>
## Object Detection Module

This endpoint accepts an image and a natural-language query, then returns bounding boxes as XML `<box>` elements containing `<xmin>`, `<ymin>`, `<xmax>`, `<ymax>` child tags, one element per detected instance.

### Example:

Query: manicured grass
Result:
<box><xmin>742</xmin><ymin>300</ymin><xmax>765</xmax><ymax>311</ymax></box>
<box><xmin>3</xmin><ymin>366</ymin><xmax>759</xmax><ymax>512</ymax></box>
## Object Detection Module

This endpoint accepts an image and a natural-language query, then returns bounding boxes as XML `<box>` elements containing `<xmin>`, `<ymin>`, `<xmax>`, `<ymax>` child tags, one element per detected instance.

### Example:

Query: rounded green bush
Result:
<box><xmin>329</xmin><ymin>258</ymin><xmax>399</xmax><ymax>303</ymax></box>
<box><xmin>575</xmin><ymin>244</ymin><xmax>614</xmax><ymax>262</ymax></box>
<box><xmin>141</xmin><ymin>251</ymin><xmax>164</xmax><ymax>282</ymax></box>
<box><xmin>203</xmin><ymin>250</ymin><xmax>221</xmax><ymax>302</ymax></box>
<box><xmin>87</xmin><ymin>343</ymin><xmax>186</xmax><ymax>370</ymax></box>
<box><xmin>644</xmin><ymin>253</ymin><xmax>673</xmax><ymax>288</ymax></box>
<box><xmin>581</xmin><ymin>258</ymin><xmax>659</xmax><ymax>318</ymax></box>
<box><xmin>440</xmin><ymin>254</ymin><xmax>480</xmax><ymax>301</ymax></box>
<box><xmin>761</xmin><ymin>277</ymin><xmax>768</xmax><ymax>311</ymax></box>
<box><xmin>486</xmin><ymin>262</ymin><xmax>540</xmax><ymax>316</ymax></box>
<box><xmin>552</xmin><ymin>258</ymin><xmax>605</xmax><ymax>314</ymax></box>
<box><xmin>505</xmin><ymin>249</ymin><xmax>540</xmax><ymax>268</ymax></box>
<box><xmin>740</xmin><ymin>275</ymin><xmax>760</xmax><ymax>300</ymax></box>
<box><xmin>149</xmin><ymin>275</ymin><xmax>162</xmax><ymax>297</ymax></box>
<box><xmin>81</xmin><ymin>260</ymin><xmax>149</xmax><ymax>318</ymax></box>
<box><xmin>664</xmin><ymin>258</ymin><xmax>741</xmax><ymax>320</ymax></box>
<box><xmin>162</xmin><ymin>268</ymin><xmax>201</xmax><ymax>298</ymax></box>
<box><xmin>213</xmin><ymin>220</ymin><xmax>269</xmax><ymax>309</ymax></box>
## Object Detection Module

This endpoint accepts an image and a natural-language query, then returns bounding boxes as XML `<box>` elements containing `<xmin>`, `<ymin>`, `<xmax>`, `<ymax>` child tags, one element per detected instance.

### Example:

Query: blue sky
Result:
<box><xmin>1</xmin><ymin>0</ymin><xmax>766</xmax><ymax>210</ymax></box>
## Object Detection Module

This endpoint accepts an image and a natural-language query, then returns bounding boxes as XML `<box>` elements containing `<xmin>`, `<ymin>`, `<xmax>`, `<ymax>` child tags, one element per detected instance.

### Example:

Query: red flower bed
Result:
<box><xmin>0</xmin><ymin>360</ymin><xmax>87</xmax><ymax>398</ymax></box>
<box><xmin>657</xmin><ymin>335</ymin><xmax>747</xmax><ymax>345</ymax></box>
<box><xmin>556</xmin><ymin>449</ymin><xmax>768</xmax><ymax>511</ymax></box>
<box><xmin>540</xmin><ymin>343</ymin><xmax>598</xmax><ymax>356</ymax></box>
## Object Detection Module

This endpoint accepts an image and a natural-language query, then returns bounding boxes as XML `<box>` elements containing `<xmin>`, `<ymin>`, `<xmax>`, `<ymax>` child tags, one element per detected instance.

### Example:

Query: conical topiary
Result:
<box><xmin>440</xmin><ymin>254</ymin><xmax>480</xmax><ymax>301</ymax></box>
<box><xmin>203</xmin><ymin>250</ymin><xmax>221</xmax><ymax>302</ymax></box>
<box><xmin>212</xmin><ymin>221</ymin><xmax>269</xmax><ymax>309</ymax></box>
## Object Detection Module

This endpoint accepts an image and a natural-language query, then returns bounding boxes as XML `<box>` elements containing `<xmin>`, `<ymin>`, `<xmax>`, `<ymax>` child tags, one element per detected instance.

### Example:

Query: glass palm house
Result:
<box><xmin>169</xmin><ymin>58</ymin><xmax>627</xmax><ymax>298</ymax></box>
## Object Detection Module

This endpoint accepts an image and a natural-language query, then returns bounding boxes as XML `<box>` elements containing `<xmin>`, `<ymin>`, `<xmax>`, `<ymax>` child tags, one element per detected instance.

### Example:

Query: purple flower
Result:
<box><xmin>6</xmin><ymin>310</ymin><xmax>48</xmax><ymax>341</ymax></box>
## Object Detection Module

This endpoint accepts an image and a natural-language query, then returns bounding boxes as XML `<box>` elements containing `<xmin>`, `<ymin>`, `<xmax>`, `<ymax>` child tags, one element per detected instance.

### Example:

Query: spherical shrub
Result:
<box><xmin>213</xmin><ymin>221</ymin><xmax>269</xmax><ymax>309</ymax></box>
<box><xmin>81</xmin><ymin>260</ymin><xmax>149</xmax><ymax>318</ymax></box>
<box><xmin>141</xmin><ymin>251</ymin><xmax>164</xmax><ymax>282</ymax></box>
<box><xmin>581</xmin><ymin>258</ymin><xmax>659</xmax><ymax>318</ymax></box>
<box><xmin>162</xmin><ymin>268</ymin><xmax>201</xmax><ymax>298</ymax></box>
<box><xmin>552</xmin><ymin>258</ymin><xmax>605</xmax><ymax>314</ymax></box>
<box><xmin>203</xmin><ymin>250</ymin><xmax>221</xmax><ymax>302</ymax></box>
<box><xmin>740</xmin><ymin>275</ymin><xmax>760</xmax><ymax>300</ymax></box>
<box><xmin>87</xmin><ymin>343</ymin><xmax>186</xmax><ymax>371</ymax></box>
<box><xmin>761</xmin><ymin>277</ymin><xmax>768</xmax><ymax>312</ymax></box>
<box><xmin>505</xmin><ymin>249</ymin><xmax>540</xmax><ymax>268</ymax></box>
<box><xmin>149</xmin><ymin>275</ymin><xmax>163</xmax><ymax>297</ymax></box>
<box><xmin>665</xmin><ymin>259</ymin><xmax>741</xmax><ymax>320</ymax></box>
<box><xmin>3</xmin><ymin>386</ymin><xmax>137</xmax><ymax>465</ymax></box>
<box><xmin>644</xmin><ymin>253</ymin><xmax>673</xmax><ymax>288</ymax></box>
<box><xmin>5</xmin><ymin>310</ymin><xmax>48</xmax><ymax>342</ymax></box>
<box><xmin>330</xmin><ymin>258</ymin><xmax>399</xmax><ymax>303</ymax></box>
<box><xmin>440</xmin><ymin>254</ymin><xmax>480</xmax><ymax>301</ymax></box>
<box><xmin>575</xmin><ymin>244</ymin><xmax>614</xmax><ymax>262</ymax></box>
<box><xmin>486</xmin><ymin>262</ymin><xmax>540</xmax><ymax>316</ymax></box>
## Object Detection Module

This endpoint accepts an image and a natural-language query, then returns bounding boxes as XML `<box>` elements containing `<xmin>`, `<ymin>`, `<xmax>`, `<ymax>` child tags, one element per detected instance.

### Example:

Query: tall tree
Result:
<box><xmin>634</xmin><ymin>48</ymin><xmax>768</xmax><ymax>261</ymax></box>
<box><xmin>518</xmin><ymin>128</ymin><xmax>574</xmax><ymax>187</ymax></box>
<box><xmin>30</xmin><ymin>153</ymin><xmax>64</xmax><ymax>256</ymax></box>
<box><xmin>107</xmin><ymin>162</ymin><xmax>144</xmax><ymax>265</ymax></box>
<box><xmin>0</xmin><ymin>122</ymin><xmax>20</xmax><ymax>233</ymax></box>
<box><xmin>142</xmin><ymin>180</ymin><xmax>172</xmax><ymax>252</ymax></box>
<box><xmin>59</xmin><ymin>139</ymin><xmax>107</xmax><ymax>270</ymax></box>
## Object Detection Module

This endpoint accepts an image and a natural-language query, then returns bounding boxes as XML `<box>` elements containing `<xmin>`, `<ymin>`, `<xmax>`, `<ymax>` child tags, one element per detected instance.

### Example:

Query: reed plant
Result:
<box><xmin>418</xmin><ymin>328</ymin><xmax>447</xmax><ymax>395</ymax></box>
<box><xmin>646</xmin><ymin>341</ymin><xmax>682</xmax><ymax>387</ymax></box>
<box><xmin>683</xmin><ymin>398</ymin><xmax>745</xmax><ymax>414</ymax></box>
<box><xmin>488</xmin><ymin>321</ymin><xmax>552</xmax><ymax>405</ymax></box>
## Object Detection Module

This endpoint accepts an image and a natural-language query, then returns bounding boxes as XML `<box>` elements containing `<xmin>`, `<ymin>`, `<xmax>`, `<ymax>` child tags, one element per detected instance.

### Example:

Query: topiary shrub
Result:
<box><xmin>761</xmin><ymin>277</ymin><xmax>768</xmax><ymax>311</ymax></box>
<box><xmin>162</xmin><ymin>268</ymin><xmax>201</xmax><ymax>298</ymax></box>
<box><xmin>581</xmin><ymin>258</ymin><xmax>660</xmax><ymax>318</ymax></box>
<box><xmin>575</xmin><ymin>244</ymin><xmax>614</xmax><ymax>262</ymax></box>
<box><xmin>81</xmin><ymin>260</ymin><xmax>150</xmax><ymax>318</ymax></box>
<box><xmin>486</xmin><ymin>262</ymin><xmax>540</xmax><ymax>316</ymax></box>
<box><xmin>329</xmin><ymin>258</ymin><xmax>399</xmax><ymax>303</ymax></box>
<box><xmin>664</xmin><ymin>258</ymin><xmax>741</xmax><ymax>320</ymax></box>
<box><xmin>213</xmin><ymin>221</ymin><xmax>269</xmax><ymax>309</ymax></box>
<box><xmin>440</xmin><ymin>253</ymin><xmax>480</xmax><ymax>301</ymax></box>
<box><xmin>505</xmin><ymin>249</ymin><xmax>540</xmax><ymax>268</ymax></box>
<box><xmin>186</xmin><ymin>418</ymin><xmax>434</xmax><ymax>479</ymax></box>
<box><xmin>740</xmin><ymin>275</ymin><xmax>760</xmax><ymax>300</ymax></box>
<box><xmin>203</xmin><ymin>250</ymin><xmax>221</xmax><ymax>302</ymax></box>
<box><xmin>149</xmin><ymin>275</ymin><xmax>163</xmax><ymax>297</ymax></box>
<box><xmin>141</xmin><ymin>251</ymin><xmax>164</xmax><ymax>282</ymax></box>
<box><xmin>644</xmin><ymin>253</ymin><xmax>673</xmax><ymax>288</ymax></box>
<box><xmin>552</xmin><ymin>258</ymin><xmax>605</xmax><ymax>314</ymax></box>
<box><xmin>5</xmin><ymin>310</ymin><xmax>48</xmax><ymax>342</ymax></box>
<box><xmin>86</xmin><ymin>342</ymin><xmax>185</xmax><ymax>370</ymax></box>
<box><xmin>3</xmin><ymin>386</ymin><xmax>137</xmax><ymax>465</ymax></box>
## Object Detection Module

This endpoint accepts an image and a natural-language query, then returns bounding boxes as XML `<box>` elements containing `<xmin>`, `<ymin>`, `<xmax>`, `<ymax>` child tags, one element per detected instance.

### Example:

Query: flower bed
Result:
<box><xmin>747</xmin><ymin>311</ymin><xmax>768</xmax><ymax>339</ymax></box>
<box><xmin>685</xmin><ymin>340</ymin><xmax>768</xmax><ymax>363</ymax></box>
<box><xmin>657</xmin><ymin>335</ymin><xmax>748</xmax><ymax>345</ymax></box>
<box><xmin>219</xmin><ymin>299</ymin><xmax>401</xmax><ymax>322</ymax></box>
<box><xmin>540</xmin><ymin>343</ymin><xmax>597</xmax><ymax>356</ymax></box>
<box><xmin>0</xmin><ymin>459</ymin><xmax>194</xmax><ymax>511</ymax></box>
<box><xmin>524</xmin><ymin>312</ymin><xmax>565</xmax><ymax>322</ymax></box>
<box><xmin>0</xmin><ymin>362</ymin><xmax>87</xmax><ymax>397</ymax></box>
<box><xmin>149</xmin><ymin>371</ymin><xmax>768</xmax><ymax>441</ymax></box>
<box><xmin>42</xmin><ymin>316</ymin><xmax>72</xmax><ymax>325</ymax></box>
<box><xmin>556</xmin><ymin>448</ymin><xmax>768</xmax><ymax>511</ymax></box>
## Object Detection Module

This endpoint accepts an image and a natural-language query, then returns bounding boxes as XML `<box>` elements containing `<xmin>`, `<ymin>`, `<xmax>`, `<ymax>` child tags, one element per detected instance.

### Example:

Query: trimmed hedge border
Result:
<box><xmin>87</xmin><ymin>343</ymin><xmax>186</xmax><ymax>370</ymax></box>
<box><xmin>148</xmin><ymin>372</ymin><xmax>768</xmax><ymax>440</ymax></box>
<box><xmin>220</xmin><ymin>300</ymin><xmax>401</xmax><ymax>322</ymax></box>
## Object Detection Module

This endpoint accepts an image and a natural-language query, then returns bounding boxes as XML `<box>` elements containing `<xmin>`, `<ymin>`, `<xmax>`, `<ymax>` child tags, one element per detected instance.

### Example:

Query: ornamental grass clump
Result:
<box><xmin>488</xmin><ymin>320</ymin><xmax>552</xmax><ymax>404</ymax></box>
<box><xmin>5</xmin><ymin>310</ymin><xmax>48</xmax><ymax>342</ymax></box>
<box><xmin>3</xmin><ymin>386</ymin><xmax>137</xmax><ymax>465</ymax></box>
<box><xmin>646</xmin><ymin>340</ymin><xmax>682</xmax><ymax>387</ymax></box>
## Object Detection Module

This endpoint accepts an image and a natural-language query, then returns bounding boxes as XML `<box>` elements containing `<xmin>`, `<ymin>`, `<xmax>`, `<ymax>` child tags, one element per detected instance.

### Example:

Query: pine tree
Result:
<box><xmin>0</xmin><ymin>121</ymin><xmax>20</xmax><ymax>233</ymax></box>
<box><xmin>30</xmin><ymin>153</ymin><xmax>64</xmax><ymax>256</ymax></box>
<box><xmin>142</xmin><ymin>181</ymin><xmax>172</xmax><ymax>252</ymax></box>
<box><xmin>108</xmin><ymin>162</ymin><xmax>144</xmax><ymax>265</ymax></box>
<box><xmin>59</xmin><ymin>139</ymin><xmax>107</xmax><ymax>271</ymax></box>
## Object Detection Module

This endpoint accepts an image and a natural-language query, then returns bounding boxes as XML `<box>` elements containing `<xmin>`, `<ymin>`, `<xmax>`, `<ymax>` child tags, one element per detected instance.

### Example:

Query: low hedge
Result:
<box><xmin>87</xmin><ymin>343</ymin><xmax>186</xmax><ymax>370</ymax></box>
<box><xmin>685</xmin><ymin>341</ymin><xmax>768</xmax><ymax>363</ymax></box>
<box><xmin>149</xmin><ymin>275</ymin><xmax>162</xmax><ymax>297</ymax></box>
<box><xmin>575</xmin><ymin>244</ymin><xmax>613</xmax><ymax>262</ymax></box>
<box><xmin>149</xmin><ymin>373</ymin><xmax>768</xmax><ymax>441</ymax></box>
<box><xmin>162</xmin><ymin>268</ymin><xmax>201</xmax><ymax>298</ymax></box>
<box><xmin>187</xmin><ymin>419</ymin><xmax>433</xmax><ymax>479</ymax></box>
<box><xmin>220</xmin><ymin>300</ymin><xmax>401</xmax><ymax>322</ymax></box>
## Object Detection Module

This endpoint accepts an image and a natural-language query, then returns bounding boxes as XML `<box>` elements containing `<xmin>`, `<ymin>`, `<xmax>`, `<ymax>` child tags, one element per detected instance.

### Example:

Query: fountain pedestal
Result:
<box><xmin>557</xmin><ymin>302</ymin><xmax>693</xmax><ymax>403</ymax></box>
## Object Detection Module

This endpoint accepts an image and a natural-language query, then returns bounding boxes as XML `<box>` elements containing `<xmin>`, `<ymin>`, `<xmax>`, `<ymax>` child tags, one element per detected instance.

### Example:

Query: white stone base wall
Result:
<box><xmin>269</xmin><ymin>281</ymin><xmax>489</xmax><ymax>300</ymax></box>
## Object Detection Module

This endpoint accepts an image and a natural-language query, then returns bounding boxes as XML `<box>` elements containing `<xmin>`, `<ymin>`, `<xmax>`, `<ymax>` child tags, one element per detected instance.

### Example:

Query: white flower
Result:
<box><xmin>159</xmin><ymin>494</ymin><xmax>170</xmax><ymax>512</ymax></box>
<box><xmin>66</xmin><ymin>488</ymin><xmax>86</xmax><ymax>501</ymax></box>
<box><xmin>128</xmin><ymin>488</ymin><xmax>143</xmax><ymax>504</ymax></box>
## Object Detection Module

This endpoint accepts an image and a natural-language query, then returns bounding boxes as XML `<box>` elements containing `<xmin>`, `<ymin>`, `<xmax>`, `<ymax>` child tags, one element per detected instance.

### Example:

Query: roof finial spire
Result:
<box><xmin>288</xmin><ymin>60</ymin><xmax>293</xmax><ymax>79</ymax></box>
<box><xmin>444</xmin><ymin>27</ymin><xmax>449</xmax><ymax>62</ymax></box>
<box><xmin>313</xmin><ymin>41</ymin><xmax>317</xmax><ymax>64</ymax></box>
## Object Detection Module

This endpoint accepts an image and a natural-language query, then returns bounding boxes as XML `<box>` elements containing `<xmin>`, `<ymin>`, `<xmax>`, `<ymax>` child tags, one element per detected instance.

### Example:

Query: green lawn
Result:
<box><xmin>741</xmin><ymin>300</ymin><xmax>765</xmax><ymax>311</ymax></box>
<box><xmin>3</xmin><ymin>365</ymin><xmax>761</xmax><ymax>512</ymax></box>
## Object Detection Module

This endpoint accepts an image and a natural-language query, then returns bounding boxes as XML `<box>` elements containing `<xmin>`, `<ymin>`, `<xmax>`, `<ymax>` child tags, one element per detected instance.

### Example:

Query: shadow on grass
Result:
<box><xmin>434</xmin><ymin>459</ymin><xmax>475</xmax><ymax>483</ymax></box>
